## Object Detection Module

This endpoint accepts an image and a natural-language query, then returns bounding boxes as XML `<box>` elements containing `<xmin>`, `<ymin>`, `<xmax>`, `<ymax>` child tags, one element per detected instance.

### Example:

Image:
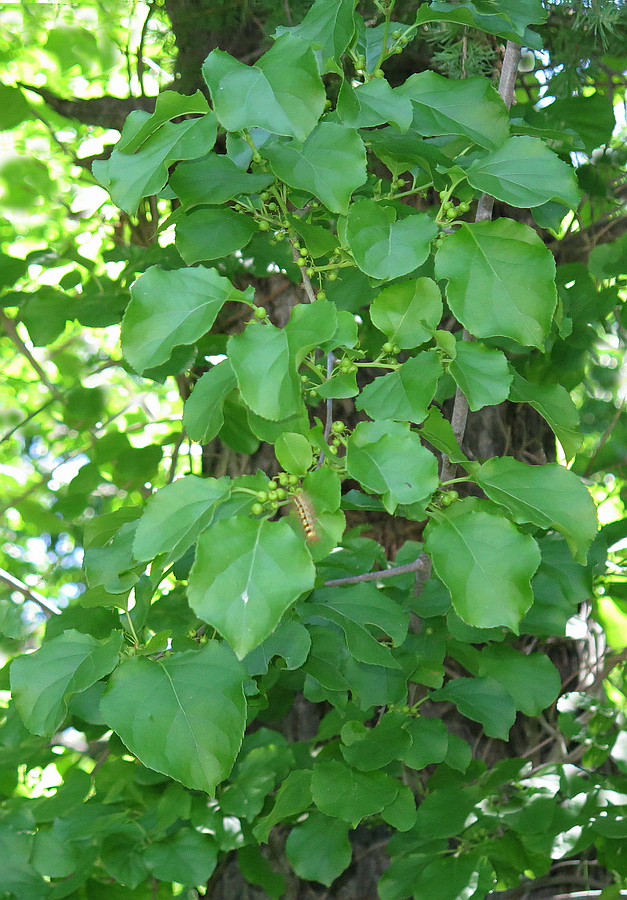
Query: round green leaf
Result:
<box><xmin>477</xmin><ymin>644</ymin><xmax>561</xmax><ymax>716</ymax></box>
<box><xmin>228</xmin><ymin>321</ymin><xmax>301</xmax><ymax>421</ymax></box>
<box><xmin>346</xmin><ymin>420</ymin><xmax>439</xmax><ymax>513</ymax></box>
<box><xmin>311</xmin><ymin>759</ymin><xmax>398</xmax><ymax>827</ymax></box>
<box><xmin>133</xmin><ymin>474</ymin><xmax>231</xmax><ymax>565</ymax></box>
<box><xmin>170</xmin><ymin>154</ymin><xmax>274</xmax><ymax>207</ymax></box>
<box><xmin>425</xmin><ymin>500</ymin><xmax>541</xmax><ymax>631</ymax></box>
<box><xmin>265</xmin><ymin>122</ymin><xmax>367</xmax><ymax>214</ymax></box>
<box><xmin>473</xmin><ymin>457</ymin><xmax>597</xmax><ymax>564</ymax></box>
<box><xmin>202</xmin><ymin>34</ymin><xmax>325</xmax><ymax>142</ymax></box>
<box><xmin>176</xmin><ymin>206</ymin><xmax>257</xmax><ymax>264</ymax></box>
<box><xmin>286</xmin><ymin>813</ymin><xmax>352</xmax><ymax>887</ymax></box>
<box><xmin>449</xmin><ymin>342</ymin><xmax>512</xmax><ymax>411</ymax></box>
<box><xmin>346</xmin><ymin>199</ymin><xmax>438</xmax><ymax>281</ymax></box>
<box><xmin>144</xmin><ymin>830</ymin><xmax>217</xmax><ymax>885</ymax></box>
<box><xmin>11</xmin><ymin>630</ymin><xmax>123</xmax><ymax>736</ymax></box>
<box><xmin>187</xmin><ymin>517</ymin><xmax>316</xmax><ymax>658</ymax></box>
<box><xmin>101</xmin><ymin>641</ymin><xmax>247</xmax><ymax>793</ymax></box>
<box><xmin>275</xmin><ymin>432</ymin><xmax>313</xmax><ymax>475</ymax></box>
<box><xmin>435</xmin><ymin>219</ymin><xmax>557</xmax><ymax>349</ymax></box>
<box><xmin>467</xmin><ymin>135</ymin><xmax>581</xmax><ymax>208</ymax></box>
<box><xmin>122</xmin><ymin>265</ymin><xmax>248</xmax><ymax>374</ymax></box>
<box><xmin>370</xmin><ymin>277</ymin><xmax>443</xmax><ymax>349</ymax></box>
<box><xmin>430</xmin><ymin>677</ymin><xmax>517</xmax><ymax>740</ymax></box>
<box><xmin>357</xmin><ymin>350</ymin><xmax>443</xmax><ymax>424</ymax></box>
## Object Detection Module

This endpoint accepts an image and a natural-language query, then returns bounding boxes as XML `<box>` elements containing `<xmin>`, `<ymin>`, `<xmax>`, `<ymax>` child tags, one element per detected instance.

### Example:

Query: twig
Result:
<box><xmin>441</xmin><ymin>41</ymin><xmax>521</xmax><ymax>481</ymax></box>
<box><xmin>0</xmin><ymin>397</ymin><xmax>55</xmax><ymax>444</ymax></box>
<box><xmin>0</xmin><ymin>567</ymin><xmax>61</xmax><ymax>617</ymax></box>
<box><xmin>584</xmin><ymin>395</ymin><xmax>626</xmax><ymax>477</ymax></box>
<box><xmin>324</xmin><ymin>552</ymin><xmax>429</xmax><ymax>587</ymax></box>
<box><xmin>0</xmin><ymin>310</ymin><xmax>64</xmax><ymax>401</ymax></box>
<box><xmin>323</xmin><ymin>352</ymin><xmax>335</xmax><ymax>442</ymax></box>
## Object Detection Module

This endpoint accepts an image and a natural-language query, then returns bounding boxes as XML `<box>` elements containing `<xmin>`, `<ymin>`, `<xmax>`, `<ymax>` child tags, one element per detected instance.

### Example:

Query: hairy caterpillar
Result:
<box><xmin>292</xmin><ymin>491</ymin><xmax>320</xmax><ymax>543</ymax></box>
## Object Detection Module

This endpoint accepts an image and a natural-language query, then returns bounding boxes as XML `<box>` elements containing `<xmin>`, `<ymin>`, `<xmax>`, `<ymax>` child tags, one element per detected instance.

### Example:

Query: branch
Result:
<box><xmin>324</xmin><ymin>552</ymin><xmax>429</xmax><ymax>587</ymax></box>
<box><xmin>441</xmin><ymin>41</ymin><xmax>521</xmax><ymax>482</ymax></box>
<box><xmin>0</xmin><ymin>567</ymin><xmax>62</xmax><ymax>617</ymax></box>
<box><xmin>18</xmin><ymin>82</ymin><xmax>155</xmax><ymax>131</ymax></box>
<box><xmin>0</xmin><ymin>310</ymin><xmax>64</xmax><ymax>401</ymax></box>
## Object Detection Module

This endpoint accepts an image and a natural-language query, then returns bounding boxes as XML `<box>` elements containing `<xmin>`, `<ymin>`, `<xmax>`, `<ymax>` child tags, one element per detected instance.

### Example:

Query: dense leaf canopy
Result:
<box><xmin>1</xmin><ymin>1</ymin><xmax>627</xmax><ymax>898</ymax></box>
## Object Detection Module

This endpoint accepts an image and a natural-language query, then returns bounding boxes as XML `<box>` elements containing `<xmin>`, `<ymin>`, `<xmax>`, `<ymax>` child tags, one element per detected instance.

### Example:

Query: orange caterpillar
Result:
<box><xmin>292</xmin><ymin>491</ymin><xmax>320</xmax><ymax>543</ymax></box>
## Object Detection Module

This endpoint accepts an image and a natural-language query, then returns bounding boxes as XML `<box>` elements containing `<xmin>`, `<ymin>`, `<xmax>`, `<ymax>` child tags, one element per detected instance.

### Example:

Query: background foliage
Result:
<box><xmin>1</xmin><ymin>1</ymin><xmax>627</xmax><ymax>898</ymax></box>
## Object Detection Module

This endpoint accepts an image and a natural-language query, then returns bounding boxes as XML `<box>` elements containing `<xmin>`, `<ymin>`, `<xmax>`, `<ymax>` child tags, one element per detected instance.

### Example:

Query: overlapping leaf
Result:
<box><xmin>122</xmin><ymin>266</ymin><xmax>249</xmax><ymax>374</ymax></box>
<box><xmin>370</xmin><ymin>278</ymin><xmax>443</xmax><ymax>349</ymax></box>
<box><xmin>228</xmin><ymin>321</ymin><xmax>301</xmax><ymax>421</ymax></box>
<box><xmin>357</xmin><ymin>351</ymin><xmax>442</xmax><ymax>424</ymax></box>
<box><xmin>187</xmin><ymin>517</ymin><xmax>316</xmax><ymax>658</ymax></box>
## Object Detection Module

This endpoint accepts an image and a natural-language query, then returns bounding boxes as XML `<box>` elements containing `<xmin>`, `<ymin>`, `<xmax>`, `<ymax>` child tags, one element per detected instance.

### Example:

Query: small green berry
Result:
<box><xmin>258</xmin><ymin>220</ymin><xmax>270</xmax><ymax>232</ymax></box>
<box><xmin>374</xmin><ymin>68</ymin><xmax>385</xmax><ymax>78</ymax></box>
<box><xmin>267</xmin><ymin>480</ymin><xmax>277</xmax><ymax>490</ymax></box>
<box><xmin>278</xmin><ymin>472</ymin><xmax>288</xmax><ymax>485</ymax></box>
<box><xmin>251</xmin><ymin>502</ymin><xmax>264</xmax><ymax>515</ymax></box>
<box><xmin>253</xmin><ymin>307</ymin><xmax>267</xmax><ymax>319</ymax></box>
<box><xmin>296</xmin><ymin>258</ymin><xmax>306</xmax><ymax>267</ymax></box>
<box><xmin>288</xmin><ymin>474</ymin><xmax>299</xmax><ymax>486</ymax></box>
<box><xmin>392</xmin><ymin>345</ymin><xmax>401</xmax><ymax>355</ymax></box>
<box><xmin>327</xmin><ymin>270</ymin><xmax>338</xmax><ymax>281</ymax></box>
<box><xmin>256</xmin><ymin>491</ymin><xmax>268</xmax><ymax>502</ymax></box>
<box><xmin>306</xmin><ymin>267</ymin><xmax>315</xmax><ymax>277</ymax></box>
<box><xmin>309</xmin><ymin>389</ymin><xmax>318</xmax><ymax>397</ymax></box>
<box><xmin>448</xmin><ymin>490</ymin><xmax>459</xmax><ymax>501</ymax></box>
<box><xmin>276</xmin><ymin>488</ymin><xmax>287</xmax><ymax>500</ymax></box>
<box><xmin>392</xmin><ymin>29</ymin><xmax>402</xmax><ymax>38</ymax></box>
<box><xmin>348</xmin><ymin>364</ymin><xmax>358</xmax><ymax>374</ymax></box>
<box><xmin>300</xmin><ymin>374</ymin><xmax>309</xmax><ymax>383</ymax></box>
<box><xmin>332</xmin><ymin>420</ymin><xmax>345</xmax><ymax>433</ymax></box>
<box><xmin>252</xmin><ymin>152</ymin><xmax>262</xmax><ymax>164</ymax></box>
<box><xmin>267</xmin><ymin>202</ymin><xmax>277</xmax><ymax>211</ymax></box>
<box><xmin>332</xmin><ymin>437</ymin><xmax>341</xmax><ymax>447</ymax></box>
<box><xmin>270</xmin><ymin>500</ymin><xmax>279</xmax><ymax>510</ymax></box>
<box><xmin>328</xmin><ymin>445</ymin><xmax>338</xmax><ymax>455</ymax></box>
<box><xmin>317</xmin><ymin>290</ymin><xmax>326</xmax><ymax>300</ymax></box>
<box><xmin>382</xmin><ymin>341</ymin><xmax>394</xmax><ymax>353</ymax></box>
<box><xmin>268</xmin><ymin>490</ymin><xmax>278</xmax><ymax>501</ymax></box>
<box><xmin>260</xmin><ymin>191</ymin><xmax>270</xmax><ymax>201</ymax></box>
<box><xmin>292</xmin><ymin>241</ymin><xmax>301</xmax><ymax>251</ymax></box>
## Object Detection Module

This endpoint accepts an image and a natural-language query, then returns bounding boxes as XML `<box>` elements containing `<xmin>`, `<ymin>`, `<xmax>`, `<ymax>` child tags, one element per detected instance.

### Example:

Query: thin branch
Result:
<box><xmin>0</xmin><ymin>567</ymin><xmax>62</xmax><ymax>617</ymax></box>
<box><xmin>0</xmin><ymin>397</ymin><xmax>55</xmax><ymax>444</ymax></box>
<box><xmin>0</xmin><ymin>310</ymin><xmax>64</xmax><ymax>401</ymax></box>
<box><xmin>324</xmin><ymin>552</ymin><xmax>429</xmax><ymax>587</ymax></box>
<box><xmin>323</xmin><ymin>352</ymin><xmax>335</xmax><ymax>442</ymax></box>
<box><xmin>584</xmin><ymin>395</ymin><xmax>625</xmax><ymax>477</ymax></box>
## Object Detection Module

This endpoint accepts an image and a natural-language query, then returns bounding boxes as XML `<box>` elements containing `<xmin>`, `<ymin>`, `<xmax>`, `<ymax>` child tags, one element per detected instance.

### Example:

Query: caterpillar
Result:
<box><xmin>292</xmin><ymin>491</ymin><xmax>320</xmax><ymax>543</ymax></box>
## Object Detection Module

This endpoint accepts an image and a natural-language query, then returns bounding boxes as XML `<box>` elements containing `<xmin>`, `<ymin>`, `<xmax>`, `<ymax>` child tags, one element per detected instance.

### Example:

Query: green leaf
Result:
<box><xmin>419</xmin><ymin>406</ymin><xmax>470</xmax><ymax>466</ymax></box>
<box><xmin>313</xmin><ymin>582</ymin><xmax>408</xmax><ymax>647</ymax></box>
<box><xmin>346</xmin><ymin>420</ymin><xmax>439</xmax><ymax>513</ymax></box>
<box><xmin>357</xmin><ymin>350</ymin><xmax>443</xmax><ymax>424</ymax></box>
<box><xmin>473</xmin><ymin>457</ymin><xmax>597</xmax><ymax>564</ymax></box>
<box><xmin>122</xmin><ymin>265</ymin><xmax>248</xmax><ymax>374</ymax></box>
<box><xmin>11</xmin><ymin>630</ymin><xmax>123</xmax><ymax>735</ymax></box>
<box><xmin>508</xmin><ymin>369</ymin><xmax>582</xmax><ymax>461</ymax></box>
<box><xmin>414</xmin><ymin>854</ymin><xmax>493</xmax><ymax>900</ymax></box>
<box><xmin>202</xmin><ymin>34</ymin><xmax>325</xmax><ymax>141</ymax></box>
<box><xmin>430</xmin><ymin>677</ymin><xmax>517</xmax><ymax>740</ymax></box>
<box><xmin>341</xmin><ymin>712</ymin><xmax>411</xmax><ymax>771</ymax></box>
<box><xmin>183</xmin><ymin>361</ymin><xmax>237</xmax><ymax>442</ymax></box>
<box><xmin>254</xmin><ymin>769</ymin><xmax>313</xmax><ymax>843</ymax></box>
<box><xmin>381</xmin><ymin>782</ymin><xmax>417</xmax><ymax>832</ymax></box>
<box><xmin>170</xmin><ymin>154</ymin><xmax>274</xmax><ymax>207</ymax></box>
<box><xmin>228</xmin><ymin>321</ymin><xmax>301</xmax><ymax>421</ymax></box>
<box><xmin>346</xmin><ymin>199</ymin><xmax>438</xmax><ymax>281</ymax></box>
<box><xmin>286</xmin><ymin>813</ymin><xmax>352</xmax><ymax>887</ymax></box>
<box><xmin>414</xmin><ymin>1</ymin><xmax>545</xmax><ymax>47</ymax></box>
<box><xmin>117</xmin><ymin>90</ymin><xmax>210</xmax><ymax>153</ymax></box>
<box><xmin>285</xmin><ymin>296</ymin><xmax>339</xmax><ymax>366</ymax></box>
<box><xmin>144</xmin><ymin>830</ymin><xmax>217</xmax><ymax>885</ymax></box>
<box><xmin>133</xmin><ymin>475</ymin><xmax>231</xmax><ymax>565</ymax></box>
<box><xmin>265</xmin><ymin>123</ymin><xmax>367</xmax><ymax>214</ymax></box>
<box><xmin>101</xmin><ymin>641</ymin><xmax>246</xmax><ymax>793</ymax></box>
<box><xmin>188</xmin><ymin>517</ymin><xmax>316</xmax><ymax>658</ymax></box>
<box><xmin>404</xmin><ymin>717</ymin><xmax>449</xmax><ymax>770</ymax></box>
<box><xmin>425</xmin><ymin>499</ymin><xmax>541</xmax><ymax>631</ymax></box>
<box><xmin>238</xmin><ymin>845</ymin><xmax>285</xmax><ymax>899</ymax></box>
<box><xmin>275</xmin><ymin>432</ymin><xmax>313</xmax><ymax>475</ymax></box>
<box><xmin>275</xmin><ymin>0</ymin><xmax>358</xmax><ymax>73</ymax></box>
<box><xmin>93</xmin><ymin>112</ymin><xmax>217</xmax><ymax>215</ymax></box>
<box><xmin>435</xmin><ymin>220</ymin><xmax>557</xmax><ymax>350</ymax></box>
<box><xmin>176</xmin><ymin>206</ymin><xmax>257</xmax><ymax>264</ymax></box>
<box><xmin>396</xmin><ymin>71</ymin><xmax>509</xmax><ymax>149</ymax></box>
<box><xmin>311</xmin><ymin>759</ymin><xmax>398</xmax><ymax>827</ymax></box>
<box><xmin>336</xmin><ymin>79</ymin><xmax>413</xmax><ymax>131</ymax></box>
<box><xmin>370</xmin><ymin>277</ymin><xmax>443</xmax><ymax>350</ymax></box>
<box><xmin>476</xmin><ymin>644</ymin><xmax>561</xmax><ymax>716</ymax></box>
<box><xmin>467</xmin><ymin>136</ymin><xmax>581</xmax><ymax>208</ymax></box>
<box><xmin>0</xmin><ymin>83</ymin><xmax>32</xmax><ymax>130</ymax></box>
<box><xmin>449</xmin><ymin>342</ymin><xmax>512</xmax><ymax>411</ymax></box>
<box><xmin>244</xmin><ymin>619</ymin><xmax>311</xmax><ymax>675</ymax></box>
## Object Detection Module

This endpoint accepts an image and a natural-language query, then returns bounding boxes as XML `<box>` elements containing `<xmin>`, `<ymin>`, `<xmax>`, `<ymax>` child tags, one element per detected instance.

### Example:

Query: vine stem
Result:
<box><xmin>440</xmin><ymin>40</ymin><xmax>521</xmax><ymax>482</ymax></box>
<box><xmin>324</xmin><ymin>552</ymin><xmax>429</xmax><ymax>587</ymax></box>
<box><xmin>0</xmin><ymin>567</ymin><xmax>61</xmax><ymax>617</ymax></box>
